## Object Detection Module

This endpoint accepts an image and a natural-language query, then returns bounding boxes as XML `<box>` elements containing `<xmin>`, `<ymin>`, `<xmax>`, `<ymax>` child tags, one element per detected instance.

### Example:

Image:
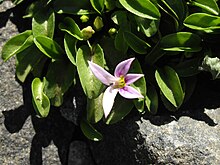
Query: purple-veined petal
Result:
<box><xmin>114</xmin><ymin>58</ymin><xmax>135</xmax><ymax>77</ymax></box>
<box><xmin>88</xmin><ymin>61</ymin><xmax>116</xmax><ymax>86</ymax></box>
<box><xmin>103</xmin><ymin>86</ymin><xmax>119</xmax><ymax>118</ymax></box>
<box><xmin>125</xmin><ymin>74</ymin><xmax>144</xmax><ymax>85</ymax></box>
<box><xmin>119</xmin><ymin>86</ymin><xmax>144</xmax><ymax>99</ymax></box>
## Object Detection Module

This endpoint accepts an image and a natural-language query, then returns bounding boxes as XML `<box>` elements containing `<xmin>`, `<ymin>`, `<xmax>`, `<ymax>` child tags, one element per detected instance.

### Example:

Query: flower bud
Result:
<box><xmin>80</xmin><ymin>15</ymin><xmax>89</xmax><ymax>23</ymax></box>
<box><xmin>81</xmin><ymin>26</ymin><xmax>95</xmax><ymax>40</ymax></box>
<box><xmin>93</xmin><ymin>16</ymin><xmax>104</xmax><ymax>31</ymax></box>
<box><xmin>108</xmin><ymin>28</ymin><xmax>117</xmax><ymax>36</ymax></box>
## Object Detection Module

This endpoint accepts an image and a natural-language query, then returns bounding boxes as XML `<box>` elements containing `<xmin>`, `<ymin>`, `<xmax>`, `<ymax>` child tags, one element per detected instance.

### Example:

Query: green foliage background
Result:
<box><xmin>2</xmin><ymin>0</ymin><xmax>220</xmax><ymax>140</ymax></box>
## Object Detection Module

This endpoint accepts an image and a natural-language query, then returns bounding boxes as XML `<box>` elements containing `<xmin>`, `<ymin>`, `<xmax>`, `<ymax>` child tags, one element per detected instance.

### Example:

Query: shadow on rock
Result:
<box><xmin>3</xmin><ymin>77</ymin><xmax>76</xmax><ymax>165</ymax></box>
<box><xmin>0</xmin><ymin>1</ymin><xmax>31</xmax><ymax>31</ymax></box>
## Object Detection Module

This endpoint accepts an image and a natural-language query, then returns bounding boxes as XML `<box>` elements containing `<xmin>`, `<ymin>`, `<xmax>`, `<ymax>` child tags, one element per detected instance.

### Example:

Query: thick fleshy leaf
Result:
<box><xmin>16</xmin><ymin>45</ymin><xmax>44</xmax><ymax>82</ymax></box>
<box><xmin>111</xmin><ymin>11</ymin><xmax>128</xmax><ymax>28</ymax></box>
<box><xmin>190</xmin><ymin>0</ymin><xmax>219</xmax><ymax>15</ymax></box>
<box><xmin>64</xmin><ymin>33</ymin><xmax>77</xmax><ymax>65</ymax></box>
<box><xmin>80</xmin><ymin>119</ymin><xmax>103</xmax><ymax>141</ymax></box>
<box><xmin>184</xmin><ymin>13</ymin><xmax>220</xmax><ymax>33</ymax></box>
<box><xmin>129</xmin><ymin>59</ymin><xmax>146</xmax><ymax>112</ymax></box>
<box><xmin>59</xmin><ymin>17</ymin><xmax>83</xmax><ymax>40</ymax></box>
<box><xmin>32</xmin><ymin>8</ymin><xmax>55</xmax><ymax>38</ymax></box>
<box><xmin>12</xmin><ymin>0</ymin><xmax>24</xmax><ymax>5</ymax></box>
<box><xmin>155</xmin><ymin>66</ymin><xmax>185</xmax><ymax>108</ymax></box>
<box><xmin>124</xmin><ymin>31</ymin><xmax>151</xmax><ymax>54</ymax></box>
<box><xmin>100</xmin><ymin>36</ymin><xmax>126</xmax><ymax>68</ymax></box>
<box><xmin>23</xmin><ymin>1</ymin><xmax>44</xmax><ymax>18</ymax></box>
<box><xmin>76</xmin><ymin>44</ymin><xmax>105</xmax><ymax>99</ymax></box>
<box><xmin>160</xmin><ymin>32</ymin><xmax>202</xmax><ymax>52</ymax></box>
<box><xmin>2</xmin><ymin>30</ymin><xmax>33</xmax><ymax>61</ymax></box>
<box><xmin>43</xmin><ymin>60</ymin><xmax>76</xmax><ymax>107</ymax></box>
<box><xmin>90</xmin><ymin>0</ymin><xmax>104</xmax><ymax>14</ymax></box>
<box><xmin>174</xmin><ymin>58</ymin><xmax>201</xmax><ymax>77</ymax></box>
<box><xmin>105</xmin><ymin>95</ymin><xmax>134</xmax><ymax>124</ymax></box>
<box><xmin>160</xmin><ymin>0</ymin><xmax>187</xmax><ymax>21</ymax></box>
<box><xmin>114</xmin><ymin>29</ymin><xmax>128</xmax><ymax>54</ymax></box>
<box><xmin>145</xmin><ymin>43</ymin><xmax>166</xmax><ymax>65</ymax></box>
<box><xmin>32</xmin><ymin>78</ymin><xmax>50</xmax><ymax>118</ymax></box>
<box><xmin>119</xmin><ymin>0</ymin><xmax>160</xmax><ymax>20</ymax></box>
<box><xmin>34</xmin><ymin>36</ymin><xmax>64</xmax><ymax>59</ymax></box>
<box><xmin>158</xmin><ymin>0</ymin><xmax>187</xmax><ymax>30</ymax></box>
<box><xmin>145</xmin><ymin>85</ymin><xmax>158</xmax><ymax>115</ymax></box>
<box><xmin>103</xmin><ymin>86</ymin><xmax>119</xmax><ymax>118</ymax></box>
<box><xmin>53</xmin><ymin>0</ymin><xmax>95</xmax><ymax>15</ymax></box>
<box><xmin>134</xmin><ymin>16</ymin><xmax>159</xmax><ymax>37</ymax></box>
<box><xmin>87</xmin><ymin>93</ymin><xmax>104</xmax><ymax>123</ymax></box>
<box><xmin>114</xmin><ymin>58</ymin><xmax>135</xmax><ymax>77</ymax></box>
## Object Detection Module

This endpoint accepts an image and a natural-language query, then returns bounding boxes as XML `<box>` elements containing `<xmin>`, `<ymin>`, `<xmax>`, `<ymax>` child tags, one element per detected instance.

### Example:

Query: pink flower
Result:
<box><xmin>88</xmin><ymin>58</ymin><xmax>144</xmax><ymax>118</ymax></box>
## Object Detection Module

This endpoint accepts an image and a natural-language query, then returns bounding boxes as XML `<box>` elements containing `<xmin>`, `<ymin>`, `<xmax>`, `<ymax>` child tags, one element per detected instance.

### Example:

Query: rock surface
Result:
<box><xmin>0</xmin><ymin>1</ymin><xmax>81</xmax><ymax>165</ymax></box>
<box><xmin>90</xmin><ymin>80</ymin><xmax>220</xmax><ymax>164</ymax></box>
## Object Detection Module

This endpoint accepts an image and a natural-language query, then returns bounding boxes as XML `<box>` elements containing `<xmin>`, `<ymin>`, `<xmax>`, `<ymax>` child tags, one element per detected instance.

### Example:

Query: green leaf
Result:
<box><xmin>124</xmin><ymin>31</ymin><xmax>151</xmax><ymax>54</ymax></box>
<box><xmin>155</xmin><ymin>66</ymin><xmax>185</xmax><ymax>108</ymax></box>
<box><xmin>158</xmin><ymin>0</ymin><xmax>187</xmax><ymax>30</ymax></box>
<box><xmin>12</xmin><ymin>0</ymin><xmax>24</xmax><ymax>5</ymax></box>
<box><xmin>32</xmin><ymin>8</ymin><xmax>55</xmax><ymax>38</ymax></box>
<box><xmin>129</xmin><ymin>59</ymin><xmax>146</xmax><ymax>113</ymax></box>
<box><xmin>59</xmin><ymin>17</ymin><xmax>83</xmax><ymax>40</ymax></box>
<box><xmin>119</xmin><ymin>0</ymin><xmax>160</xmax><ymax>20</ymax></box>
<box><xmin>76</xmin><ymin>44</ymin><xmax>104</xmax><ymax>99</ymax></box>
<box><xmin>2</xmin><ymin>30</ymin><xmax>33</xmax><ymax>61</ymax></box>
<box><xmin>161</xmin><ymin>0</ymin><xmax>187</xmax><ymax>21</ymax></box>
<box><xmin>87</xmin><ymin>93</ymin><xmax>104</xmax><ymax>123</ymax></box>
<box><xmin>16</xmin><ymin>45</ymin><xmax>44</xmax><ymax>82</ymax></box>
<box><xmin>105</xmin><ymin>95</ymin><xmax>134</xmax><ymax>124</ymax></box>
<box><xmin>99</xmin><ymin>36</ymin><xmax>126</xmax><ymax>68</ymax></box>
<box><xmin>174</xmin><ymin>58</ymin><xmax>201</xmax><ymax>77</ymax></box>
<box><xmin>111</xmin><ymin>11</ymin><xmax>128</xmax><ymax>28</ymax></box>
<box><xmin>80</xmin><ymin>119</ymin><xmax>103</xmax><ymax>141</ymax></box>
<box><xmin>32</xmin><ymin>78</ymin><xmax>50</xmax><ymax>118</ymax></box>
<box><xmin>160</xmin><ymin>32</ymin><xmax>202</xmax><ymax>52</ymax></box>
<box><xmin>134</xmin><ymin>16</ymin><xmax>159</xmax><ymax>37</ymax></box>
<box><xmin>34</xmin><ymin>36</ymin><xmax>64</xmax><ymax>59</ymax></box>
<box><xmin>64</xmin><ymin>33</ymin><xmax>77</xmax><ymax>65</ymax></box>
<box><xmin>200</xmin><ymin>55</ymin><xmax>220</xmax><ymax>79</ymax></box>
<box><xmin>190</xmin><ymin>0</ymin><xmax>219</xmax><ymax>15</ymax></box>
<box><xmin>114</xmin><ymin>29</ymin><xmax>128</xmax><ymax>54</ymax></box>
<box><xmin>90</xmin><ymin>0</ymin><xmax>104</xmax><ymax>14</ymax></box>
<box><xmin>184</xmin><ymin>13</ymin><xmax>220</xmax><ymax>33</ymax></box>
<box><xmin>44</xmin><ymin>60</ymin><xmax>76</xmax><ymax>107</ymax></box>
<box><xmin>160</xmin><ymin>92</ymin><xmax>178</xmax><ymax>111</ymax></box>
<box><xmin>53</xmin><ymin>0</ymin><xmax>95</xmax><ymax>15</ymax></box>
<box><xmin>145</xmin><ymin>43</ymin><xmax>166</xmax><ymax>65</ymax></box>
<box><xmin>145</xmin><ymin>85</ymin><xmax>158</xmax><ymax>115</ymax></box>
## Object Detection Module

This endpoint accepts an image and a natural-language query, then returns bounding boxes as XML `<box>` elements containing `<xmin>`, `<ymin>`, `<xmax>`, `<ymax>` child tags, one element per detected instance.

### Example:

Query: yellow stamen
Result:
<box><xmin>114</xmin><ymin>76</ymin><xmax>126</xmax><ymax>88</ymax></box>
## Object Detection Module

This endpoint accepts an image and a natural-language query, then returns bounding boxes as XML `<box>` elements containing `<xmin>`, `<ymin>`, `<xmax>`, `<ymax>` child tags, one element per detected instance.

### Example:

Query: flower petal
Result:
<box><xmin>125</xmin><ymin>74</ymin><xmax>144</xmax><ymax>85</ymax></box>
<box><xmin>119</xmin><ymin>86</ymin><xmax>144</xmax><ymax>99</ymax></box>
<box><xmin>103</xmin><ymin>86</ymin><xmax>119</xmax><ymax>118</ymax></box>
<box><xmin>114</xmin><ymin>58</ymin><xmax>135</xmax><ymax>77</ymax></box>
<box><xmin>88</xmin><ymin>61</ymin><xmax>116</xmax><ymax>85</ymax></box>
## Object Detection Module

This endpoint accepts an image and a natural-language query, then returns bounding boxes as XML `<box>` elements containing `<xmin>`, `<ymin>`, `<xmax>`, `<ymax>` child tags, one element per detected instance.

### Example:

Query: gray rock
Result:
<box><xmin>90</xmin><ymin>81</ymin><xmax>220</xmax><ymax>165</ymax></box>
<box><xmin>0</xmin><ymin>1</ymin><xmax>69</xmax><ymax>164</ymax></box>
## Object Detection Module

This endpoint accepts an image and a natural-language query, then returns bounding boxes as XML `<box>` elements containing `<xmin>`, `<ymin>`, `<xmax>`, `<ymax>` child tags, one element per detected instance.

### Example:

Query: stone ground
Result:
<box><xmin>0</xmin><ymin>1</ymin><xmax>220</xmax><ymax>165</ymax></box>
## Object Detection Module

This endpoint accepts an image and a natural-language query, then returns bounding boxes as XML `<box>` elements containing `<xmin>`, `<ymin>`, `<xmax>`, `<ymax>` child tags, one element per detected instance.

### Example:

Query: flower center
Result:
<box><xmin>114</xmin><ymin>76</ymin><xmax>126</xmax><ymax>89</ymax></box>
